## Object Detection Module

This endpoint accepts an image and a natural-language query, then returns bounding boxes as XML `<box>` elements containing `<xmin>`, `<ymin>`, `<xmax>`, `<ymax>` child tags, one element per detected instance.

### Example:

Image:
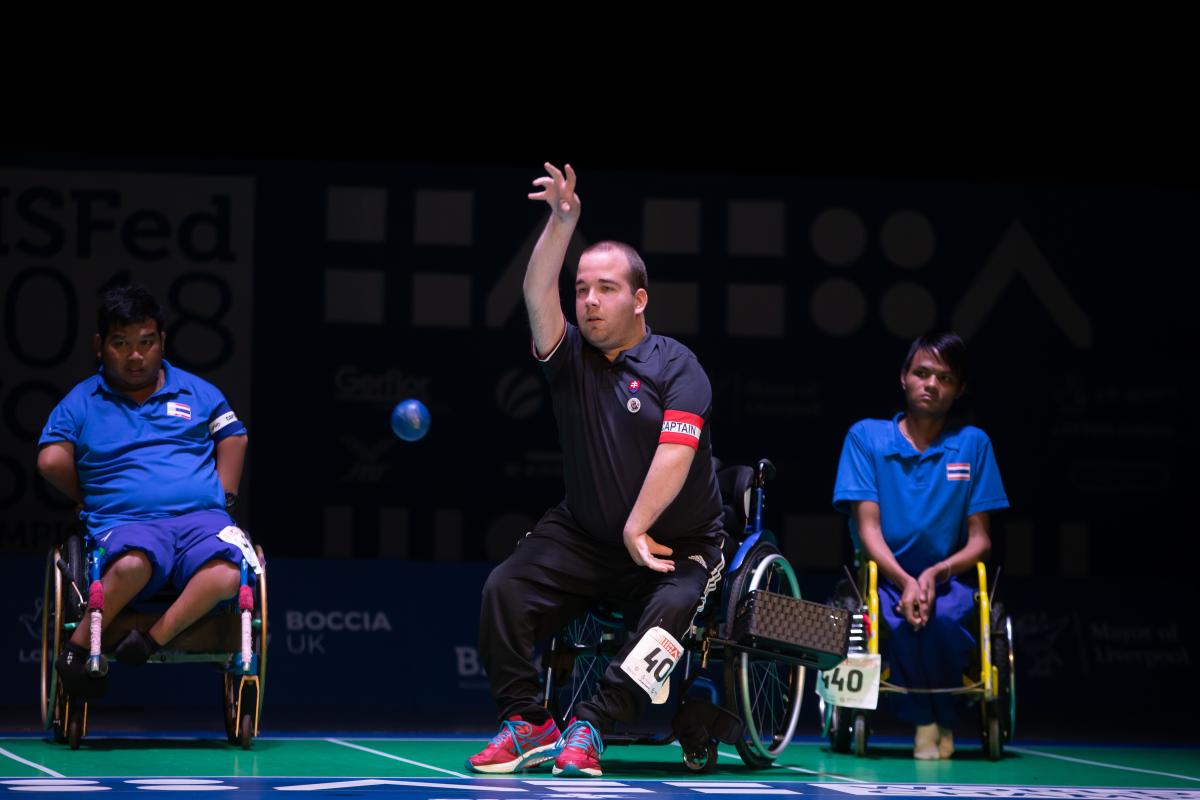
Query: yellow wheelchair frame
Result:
<box><xmin>821</xmin><ymin>560</ymin><xmax>1014</xmax><ymax>759</ymax></box>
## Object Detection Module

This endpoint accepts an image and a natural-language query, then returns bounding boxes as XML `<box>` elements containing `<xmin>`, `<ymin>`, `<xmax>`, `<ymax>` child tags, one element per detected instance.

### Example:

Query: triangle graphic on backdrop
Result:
<box><xmin>952</xmin><ymin>220</ymin><xmax>1092</xmax><ymax>348</ymax></box>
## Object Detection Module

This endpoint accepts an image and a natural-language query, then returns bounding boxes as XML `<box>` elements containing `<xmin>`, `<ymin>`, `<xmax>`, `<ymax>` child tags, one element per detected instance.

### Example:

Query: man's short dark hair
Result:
<box><xmin>902</xmin><ymin>331</ymin><xmax>969</xmax><ymax>385</ymax></box>
<box><xmin>580</xmin><ymin>240</ymin><xmax>648</xmax><ymax>294</ymax></box>
<box><xmin>97</xmin><ymin>283</ymin><xmax>164</xmax><ymax>338</ymax></box>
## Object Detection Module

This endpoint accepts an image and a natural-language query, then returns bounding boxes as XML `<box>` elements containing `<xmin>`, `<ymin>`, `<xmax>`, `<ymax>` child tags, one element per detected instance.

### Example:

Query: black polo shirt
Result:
<box><xmin>538</xmin><ymin>322</ymin><xmax>724</xmax><ymax>546</ymax></box>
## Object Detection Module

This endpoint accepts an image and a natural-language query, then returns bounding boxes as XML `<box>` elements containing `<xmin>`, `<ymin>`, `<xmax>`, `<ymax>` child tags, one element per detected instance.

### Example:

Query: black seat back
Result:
<box><xmin>714</xmin><ymin>458</ymin><xmax>754</xmax><ymax>542</ymax></box>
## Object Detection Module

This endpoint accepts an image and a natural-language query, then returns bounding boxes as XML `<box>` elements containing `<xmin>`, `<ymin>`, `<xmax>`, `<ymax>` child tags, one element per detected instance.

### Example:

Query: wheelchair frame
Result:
<box><xmin>40</xmin><ymin>527</ymin><xmax>268</xmax><ymax>750</ymax></box>
<box><xmin>820</xmin><ymin>559</ymin><xmax>1015</xmax><ymax>759</ymax></box>
<box><xmin>542</xmin><ymin>458</ymin><xmax>810</xmax><ymax>772</ymax></box>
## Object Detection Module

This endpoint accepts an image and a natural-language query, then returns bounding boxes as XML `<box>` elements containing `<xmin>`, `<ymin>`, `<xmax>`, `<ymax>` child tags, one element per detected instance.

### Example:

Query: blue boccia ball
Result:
<box><xmin>390</xmin><ymin>399</ymin><xmax>431</xmax><ymax>442</ymax></box>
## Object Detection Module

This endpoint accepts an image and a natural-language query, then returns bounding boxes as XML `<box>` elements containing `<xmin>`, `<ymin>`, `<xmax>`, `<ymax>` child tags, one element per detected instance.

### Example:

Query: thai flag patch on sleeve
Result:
<box><xmin>946</xmin><ymin>462</ymin><xmax>971</xmax><ymax>481</ymax></box>
<box><xmin>659</xmin><ymin>410</ymin><xmax>704</xmax><ymax>449</ymax></box>
<box><xmin>166</xmin><ymin>402</ymin><xmax>192</xmax><ymax>420</ymax></box>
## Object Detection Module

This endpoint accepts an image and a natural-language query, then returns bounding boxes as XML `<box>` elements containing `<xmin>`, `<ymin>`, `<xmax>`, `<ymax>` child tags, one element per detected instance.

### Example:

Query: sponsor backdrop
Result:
<box><xmin>2</xmin><ymin>556</ymin><xmax>1194</xmax><ymax>738</ymax></box>
<box><xmin>1</xmin><ymin>153</ymin><xmax>1195</xmax><ymax>735</ymax></box>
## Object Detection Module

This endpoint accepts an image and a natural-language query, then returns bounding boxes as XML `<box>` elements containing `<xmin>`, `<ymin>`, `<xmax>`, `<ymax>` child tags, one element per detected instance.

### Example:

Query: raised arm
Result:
<box><xmin>524</xmin><ymin>162</ymin><xmax>580</xmax><ymax>357</ymax></box>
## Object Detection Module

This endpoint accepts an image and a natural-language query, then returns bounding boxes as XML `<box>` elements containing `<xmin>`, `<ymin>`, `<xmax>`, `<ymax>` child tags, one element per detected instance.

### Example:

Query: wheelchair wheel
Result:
<box><xmin>994</xmin><ymin>614</ymin><xmax>1015</xmax><ymax>743</ymax></box>
<box><xmin>723</xmin><ymin>542</ymin><xmax>805</xmax><ymax>769</ymax></box>
<box><xmin>682</xmin><ymin>741</ymin><xmax>719</xmax><ymax>773</ymax></box>
<box><xmin>224</xmin><ymin>548</ymin><xmax>268</xmax><ymax>747</ymax></box>
<box><xmin>853</xmin><ymin>712</ymin><xmax>868</xmax><ymax>757</ymax></box>
<box><xmin>223</xmin><ymin>677</ymin><xmax>259</xmax><ymax>749</ymax></box>
<box><xmin>40</xmin><ymin>547</ymin><xmax>62</xmax><ymax>732</ymax></box>
<box><xmin>43</xmin><ymin>535</ymin><xmax>85</xmax><ymax>742</ymax></box>
<box><xmin>254</xmin><ymin>546</ymin><xmax>269</xmax><ymax>720</ymax></box>
<box><xmin>546</xmin><ymin>612</ymin><xmax>619</xmax><ymax>727</ymax></box>
<box><xmin>983</xmin><ymin>708</ymin><xmax>1002</xmax><ymax>760</ymax></box>
<box><xmin>239</xmin><ymin>682</ymin><xmax>256</xmax><ymax>750</ymax></box>
<box><xmin>66</xmin><ymin>701</ymin><xmax>84</xmax><ymax>750</ymax></box>
<box><xmin>823</xmin><ymin>702</ymin><xmax>852</xmax><ymax>753</ymax></box>
<box><xmin>222</xmin><ymin>673</ymin><xmax>238</xmax><ymax>745</ymax></box>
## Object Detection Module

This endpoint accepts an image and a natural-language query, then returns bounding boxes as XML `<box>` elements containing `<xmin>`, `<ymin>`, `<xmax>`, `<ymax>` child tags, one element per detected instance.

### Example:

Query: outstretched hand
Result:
<box><xmin>528</xmin><ymin>162</ymin><xmax>581</xmax><ymax>221</ymax></box>
<box><xmin>623</xmin><ymin>529</ymin><xmax>675</xmax><ymax>573</ymax></box>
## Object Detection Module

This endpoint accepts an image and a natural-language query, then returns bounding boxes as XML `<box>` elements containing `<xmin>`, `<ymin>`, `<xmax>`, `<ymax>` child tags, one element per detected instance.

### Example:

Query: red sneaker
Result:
<box><xmin>552</xmin><ymin>718</ymin><xmax>605</xmax><ymax>777</ymax></box>
<box><xmin>466</xmin><ymin>716</ymin><xmax>560</xmax><ymax>774</ymax></box>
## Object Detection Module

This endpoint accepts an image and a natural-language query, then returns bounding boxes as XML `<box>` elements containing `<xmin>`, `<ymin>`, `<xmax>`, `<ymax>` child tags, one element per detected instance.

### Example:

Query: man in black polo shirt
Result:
<box><xmin>467</xmin><ymin>164</ymin><xmax>726</xmax><ymax>778</ymax></box>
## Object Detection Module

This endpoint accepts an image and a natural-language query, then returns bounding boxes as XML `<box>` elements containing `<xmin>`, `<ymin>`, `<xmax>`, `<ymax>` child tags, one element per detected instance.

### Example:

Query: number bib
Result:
<box><xmin>217</xmin><ymin>526</ymin><xmax>262</xmax><ymax>575</ymax></box>
<box><xmin>620</xmin><ymin>626</ymin><xmax>682</xmax><ymax>702</ymax></box>
<box><xmin>816</xmin><ymin>654</ymin><xmax>881</xmax><ymax>710</ymax></box>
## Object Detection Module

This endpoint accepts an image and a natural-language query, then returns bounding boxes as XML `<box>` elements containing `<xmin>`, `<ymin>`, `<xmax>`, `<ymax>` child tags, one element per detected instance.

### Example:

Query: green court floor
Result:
<box><xmin>3</xmin><ymin>737</ymin><xmax>1198</xmax><ymax>787</ymax></box>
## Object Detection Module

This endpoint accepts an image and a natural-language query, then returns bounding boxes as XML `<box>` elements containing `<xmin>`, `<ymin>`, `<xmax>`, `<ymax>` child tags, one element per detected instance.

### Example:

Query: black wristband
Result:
<box><xmin>225</xmin><ymin>492</ymin><xmax>238</xmax><ymax>511</ymax></box>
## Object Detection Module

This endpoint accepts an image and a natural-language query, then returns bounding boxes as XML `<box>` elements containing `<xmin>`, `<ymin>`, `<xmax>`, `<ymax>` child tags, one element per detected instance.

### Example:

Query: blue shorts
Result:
<box><xmin>878</xmin><ymin>576</ymin><xmax>976</xmax><ymax>725</ymax></box>
<box><xmin>94</xmin><ymin>510</ymin><xmax>248</xmax><ymax>601</ymax></box>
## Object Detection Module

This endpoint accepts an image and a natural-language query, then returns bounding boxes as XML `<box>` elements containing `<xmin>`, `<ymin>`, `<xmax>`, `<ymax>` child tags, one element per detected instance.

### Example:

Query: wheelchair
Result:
<box><xmin>819</xmin><ymin>558</ymin><xmax>1015</xmax><ymax>760</ymax></box>
<box><xmin>541</xmin><ymin>458</ymin><xmax>810</xmax><ymax>772</ymax></box>
<box><xmin>39</xmin><ymin>524</ymin><xmax>268</xmax><ymax>750</ymax></box>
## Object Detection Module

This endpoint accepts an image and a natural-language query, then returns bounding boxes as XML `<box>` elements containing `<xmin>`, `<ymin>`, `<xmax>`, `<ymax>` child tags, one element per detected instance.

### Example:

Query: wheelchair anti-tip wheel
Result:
<box><xmin>723</xmin><ymin>541</ymin><xmax>805</xmax><ymax>769</ymax></box>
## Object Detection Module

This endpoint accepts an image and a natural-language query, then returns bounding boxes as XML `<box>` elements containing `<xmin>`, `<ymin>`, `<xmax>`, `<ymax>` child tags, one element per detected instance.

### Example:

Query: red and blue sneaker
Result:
<box><xmin>552</xmin><ymin>718</ymin><xmax>605</xmax><ymax>777</ymax></box>
<box><xmin>466</xmin><ymin>716</ymin><xmax>560</xmax><ymax>774</ymax></box>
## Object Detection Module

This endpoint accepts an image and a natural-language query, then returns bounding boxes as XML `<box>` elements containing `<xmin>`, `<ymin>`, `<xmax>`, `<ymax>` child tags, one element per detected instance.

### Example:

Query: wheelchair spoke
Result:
<box><xmin>724</xmin><ymin>539</ymin><xmax>806</xmax><ymax>765</ymax></box>
<box><xmin>563</xmin><ymin>652</ymin><xmax>610</xmax><ymax>720</ymax></box>
<box><xmin>742</xmin><ymin>654</ymin><xmax>801</xmax><ymax>755</ymax></box>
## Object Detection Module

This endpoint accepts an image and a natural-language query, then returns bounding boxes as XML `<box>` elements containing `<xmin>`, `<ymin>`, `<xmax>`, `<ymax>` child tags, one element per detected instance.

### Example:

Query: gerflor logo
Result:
<box><xmin>334</xmin><ymin>367</ymin><xmax>431</xmax><ymax>404</ymax></box>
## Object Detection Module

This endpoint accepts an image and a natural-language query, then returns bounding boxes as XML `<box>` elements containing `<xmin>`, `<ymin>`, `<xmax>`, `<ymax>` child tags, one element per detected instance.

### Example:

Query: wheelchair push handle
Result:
<box><xmin>754</xmin><ymin>458</ymin><xmax>776</xmax><ymax>487</ymax></box>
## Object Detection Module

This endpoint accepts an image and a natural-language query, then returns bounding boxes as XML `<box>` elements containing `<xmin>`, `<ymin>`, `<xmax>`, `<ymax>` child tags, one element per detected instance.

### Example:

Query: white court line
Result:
<box><xmin>716</xmin><ymin>749</ymin><xmax>866</xmax><ymax>783</ymax></box>
<box><xmin>0</xmin><ymin>747</ymin><xmax>65</xmax><ymax>779</ymax></box>
<box><xmin>324</xmin><ymin>738</ymin><xmax>471</xmax><ymax>779</ymax></box>
<box><xmin>1008</xmin><ymin>747</ymin><xmax>1200</xmax><ymax>783</ymax></box>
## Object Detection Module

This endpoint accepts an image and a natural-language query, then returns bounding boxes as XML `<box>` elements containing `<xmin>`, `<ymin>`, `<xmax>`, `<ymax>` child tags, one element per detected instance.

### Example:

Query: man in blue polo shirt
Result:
<box><xmin>833</xmin><ymin>331</ymin><xmax>1008</xmax><ymax>760</ymax></box>
<box><xmin>37</xmin><ymin>284</ymin><xmax>250</xmax><ymax>699</ymax></box>
<box><xmin>468</xmin><ymin>164</ymin><xmax>726</xmax><ymax>778</ymax></box>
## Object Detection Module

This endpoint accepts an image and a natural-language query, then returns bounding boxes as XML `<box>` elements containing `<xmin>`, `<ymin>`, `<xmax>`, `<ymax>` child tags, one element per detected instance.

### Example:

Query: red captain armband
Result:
<box><xmin>659</xmin><ymin>410</ymin><xmax>704</xmax><ymax>449</ymax></box>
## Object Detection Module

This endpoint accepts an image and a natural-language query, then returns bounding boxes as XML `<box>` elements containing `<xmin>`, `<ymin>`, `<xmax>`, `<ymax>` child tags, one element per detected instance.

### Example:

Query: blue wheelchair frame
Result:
<box><xmin>542</xmin><ymin>458</ymin><xmax>809</xmax><ymax>771</ymax></box>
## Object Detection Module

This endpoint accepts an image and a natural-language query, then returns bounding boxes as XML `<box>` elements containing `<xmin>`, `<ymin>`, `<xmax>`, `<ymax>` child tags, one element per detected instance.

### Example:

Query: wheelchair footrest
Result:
<box><xmin>731</xmin><ymin>590</ymin><xmax>851</xmax><ymax>671</ymax></box>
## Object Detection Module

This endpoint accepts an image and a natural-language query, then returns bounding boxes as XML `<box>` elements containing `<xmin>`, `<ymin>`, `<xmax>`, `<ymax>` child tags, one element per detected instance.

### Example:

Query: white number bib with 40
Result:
<box><xmin>621</xmin><ymin>626</ymin><xmax>682</xmax><ymax>704</ymax></box>
<box><xmin>816</xmin><ymin>654</ymin><xmax>881</xmax><ymax>710</ymax></box>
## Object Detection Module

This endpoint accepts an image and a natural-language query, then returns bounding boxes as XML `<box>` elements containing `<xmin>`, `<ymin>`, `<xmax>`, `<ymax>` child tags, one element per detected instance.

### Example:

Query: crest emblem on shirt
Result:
<box><xmin>166</xmin><ymin>402</ymin><xmax>192</xmax><ymax>420</ymax></box>
<box><xmin>946</xmin><ymin>462</ymin><xmax>971</xmax><ymax>481</ymax></box>
<box><xmin>627</xmin><ymin>397</ymin><xmax>641</xmax><ymax>413</ymax></box>
<box><xmin>628</xmin><ymin>379</ymin><xmax>641</xmax><ymax>393</ymax></box>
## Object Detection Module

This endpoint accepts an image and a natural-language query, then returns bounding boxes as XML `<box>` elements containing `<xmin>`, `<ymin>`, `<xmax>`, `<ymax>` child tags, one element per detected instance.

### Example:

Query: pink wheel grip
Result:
<box><xmin>89</xmin><ymin>580</ymin><xmax>104</xmax><ymax>612</ymax></box>
<box><xmin>238</xmin><ymin>584</ymin><xmax>254</xmax><ymax>612</ymax></box>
